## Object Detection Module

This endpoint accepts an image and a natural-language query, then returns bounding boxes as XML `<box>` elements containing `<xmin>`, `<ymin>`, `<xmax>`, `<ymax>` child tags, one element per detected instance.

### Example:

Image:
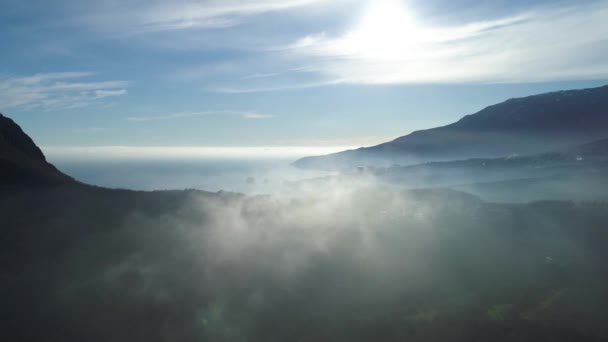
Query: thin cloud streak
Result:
<box><xmin>78</xmin><ymin>0</ymin><xmax>336</xmax><ymax>37</ymax></box>
<box><xmin>241</xmin><ymin>73</ymin><xmax>281</xmax><ymax>80</ymax></box>
<box><xmin>142</xmin><ymin>0</ymin><xmax>328</xmax><ymax>30</ymax></box>
<box><xmin>241</xmin><ymin>113</ymin><xmax>275</xmax><ymax>119</ymax></box>
<box><xmin>211</xmin><ymin>80</ymin><xmax>341</xmax><ymax>94</ymax></box>
<box><xmin>0</xmin><ymin>72</ymin><xmax>129</xmax><ymax>111</ymax></box>
<box><xmin>127</xmin><ymin>111</ymin><xmax>275</xmax><ymax>122</ymax></box>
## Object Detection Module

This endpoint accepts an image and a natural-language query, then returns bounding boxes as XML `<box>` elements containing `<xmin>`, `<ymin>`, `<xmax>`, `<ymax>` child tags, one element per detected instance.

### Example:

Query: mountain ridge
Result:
<box><xmin>366</xmin><ymin>137</ymin><xmax>608</xmax><ymax>202</ymax></box>
<box><xmin>295</xmin><ymin>85</ymin><xmax>608</xmax><ymax>170</ymax></box>
<box><xmin>0</xmin><ymin>113</ymin><xmax>75</xmax><ymax>186</ymax></box>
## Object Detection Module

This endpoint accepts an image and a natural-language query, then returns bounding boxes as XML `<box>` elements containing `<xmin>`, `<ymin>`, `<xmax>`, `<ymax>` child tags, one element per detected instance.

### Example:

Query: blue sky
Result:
<box><xmin>1</xmin><ymin>0</ymin><xmax>608</xmax><ymax>157</ymax></box>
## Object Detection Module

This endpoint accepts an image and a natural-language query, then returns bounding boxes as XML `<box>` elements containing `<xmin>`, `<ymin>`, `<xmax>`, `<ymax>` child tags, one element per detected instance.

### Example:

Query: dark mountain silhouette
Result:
<box><xmin>0</xmin><ymin>113</ymin><xmax>75</xmax><ymax>186</ymax></box>
<box><xmin>295</xmin><ymin>85</ymin><xmax>608</xmax><ymax>170</ymax></box>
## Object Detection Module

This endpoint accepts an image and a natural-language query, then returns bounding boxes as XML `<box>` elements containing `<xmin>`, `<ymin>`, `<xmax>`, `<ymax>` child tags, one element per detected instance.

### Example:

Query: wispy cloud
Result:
<box><xmin>280</xmin><ymin>1</ymin><xmax>608</xmax><ymax>85</ymax></box>
<box><xmin>0</xmin><ymin>72</ymin><xmax>129</xmax><ymax>111</ymax></box>
<box><xmin>93</xmin><ymin>89</ymin><xmax>128</xmax><ymax>99</ymax></box>
<box><xmin>241</xmin><ymin>72</ymin><xmax>281</xmax><ymax>80</ymax></box>
<box><xmin>79</xmin><ymin>0</ymin><xmax>336</xmax><ymax>36</ymax></box>
<box><xmin>241</xmin><ymin>112</ymin><xmax>275</xmax><ymax>119</ymax></box>
<box><xmin>170</xmin><ymin>1</ymin><xmax>608</xmax><ymax>93</ymax></box>
<box><xmin>212</xmin><ymin>80</ymin><xmax>340</xmax><ymax>93</ymax></box>
<box><xmin>142</xmin><ymin>0</ymin><xmax>328</xmax><ymax>31</ymax></box>
<box><xmin>127</xmin><ymin>110</ymin><xmax>274</xmax><ymax>122</ymax></box>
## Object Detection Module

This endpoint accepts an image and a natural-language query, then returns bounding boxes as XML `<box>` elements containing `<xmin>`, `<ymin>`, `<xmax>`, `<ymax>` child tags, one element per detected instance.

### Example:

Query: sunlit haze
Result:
<box><xmin>2</xmin><ymin>0</ymin><xmax>608</xmax><ymax>154</ymax></box>
<box><xmin>43</xmin><ymin>145</ymin><xmax>355</xmax><ymax>161</ymax></box>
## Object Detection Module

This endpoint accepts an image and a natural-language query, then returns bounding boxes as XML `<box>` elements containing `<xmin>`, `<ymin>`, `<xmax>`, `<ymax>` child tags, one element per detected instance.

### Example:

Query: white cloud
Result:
<box><xmin>0</xmin><ymin>72</ymin><xmax>129</xmax><ymax>111</ymax></box>
<box><xmin>127</xmin><ymin>110</ymin><xmax>274</xmax><ymax>122</ymax></box>
<box><xmin>282</xmin><ymin>1</ymin><xmax>608</xmax><ymax>85</ymax></box>
<box><xmin>94</xmin><ymin>89</ymin><xmax>128</xmax><ymax>99</ymax></box>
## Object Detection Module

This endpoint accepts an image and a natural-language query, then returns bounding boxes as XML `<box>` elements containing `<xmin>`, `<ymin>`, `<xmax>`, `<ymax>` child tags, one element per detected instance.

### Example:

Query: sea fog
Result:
<box><xmin>44</xmin><ymin>146</ymin><xmax>343</xmax><ymax>193</ymax></box>
<box><xmin>53</xmin><ymin>159</ymin><xmax>335</xmax><ymax>193</ymax></box>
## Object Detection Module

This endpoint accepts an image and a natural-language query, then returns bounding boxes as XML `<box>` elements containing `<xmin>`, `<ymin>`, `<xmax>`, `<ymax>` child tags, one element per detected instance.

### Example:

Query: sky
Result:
<box><xmin>1</xmin><ymin>0</ymin><xmax>608</xmax><ymax>158</ymax></box>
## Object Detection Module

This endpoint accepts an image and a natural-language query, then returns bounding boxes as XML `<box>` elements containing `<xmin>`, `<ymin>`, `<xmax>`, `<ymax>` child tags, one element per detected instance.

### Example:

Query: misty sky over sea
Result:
<box><xmin>43</xmin><ymin>146</ymin><xmax>342</xmax><ymax>192</ymax></box>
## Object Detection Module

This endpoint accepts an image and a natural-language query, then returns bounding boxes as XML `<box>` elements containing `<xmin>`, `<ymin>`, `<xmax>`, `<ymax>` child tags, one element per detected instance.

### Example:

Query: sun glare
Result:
<box><xmin>342</xmin><ymin>0</ymin><xmax>424</xmax><ymax>61</ymax></box>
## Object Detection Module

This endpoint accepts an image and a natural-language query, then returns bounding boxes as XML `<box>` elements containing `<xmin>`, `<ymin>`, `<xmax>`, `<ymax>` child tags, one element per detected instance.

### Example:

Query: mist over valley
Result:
<box><xmin>3</xmin><ymin>84</ymin><xmax>608</xmax><ymax>341</ymax></box>
<box><xmin>3</xmin><ymin>0</ymin><xmax>608</xmax><ymax>339</ymax></box>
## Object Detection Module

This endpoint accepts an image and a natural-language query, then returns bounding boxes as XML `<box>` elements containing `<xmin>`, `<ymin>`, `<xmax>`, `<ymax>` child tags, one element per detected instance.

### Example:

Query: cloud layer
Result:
<box><xmin>281</xmin><ymin>0</ymin><xmax>608</xmax><ymax>85</ymax></box>
<box><xmin>6</xmin><ymin>0</ymin><xmax>607</xmax><ymax>97</ymax></box>
<box><xmin>151</xmin><ymin>0</ymin><xmax>608</xmax><ymax>92</ymax></box>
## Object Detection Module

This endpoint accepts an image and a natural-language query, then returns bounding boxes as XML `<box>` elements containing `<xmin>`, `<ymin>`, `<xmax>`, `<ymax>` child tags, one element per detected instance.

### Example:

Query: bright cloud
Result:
<box><xmin>0</xmin><ymin>72</ymin><xmax>129</xmax><ymax>111</ymax></box>
<box><xmin>283</xmin><ymin>0</ymin><xmax>608</xmax><ymax>85</ymax></box>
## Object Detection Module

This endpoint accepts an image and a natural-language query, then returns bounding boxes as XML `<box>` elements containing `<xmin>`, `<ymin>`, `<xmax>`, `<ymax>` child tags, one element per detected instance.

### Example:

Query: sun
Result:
<box><xmin>340</xmin><ymin>0</ymin><xmax>424</xmax><ymax>61</ymax></box>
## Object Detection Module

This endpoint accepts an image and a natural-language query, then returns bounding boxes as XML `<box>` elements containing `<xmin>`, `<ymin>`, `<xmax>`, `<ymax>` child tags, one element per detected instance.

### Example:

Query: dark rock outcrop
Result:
<box><xmin>0</xmin><ymin>113</ymin><xmax>75</xmax><ymax>186</ymax></box>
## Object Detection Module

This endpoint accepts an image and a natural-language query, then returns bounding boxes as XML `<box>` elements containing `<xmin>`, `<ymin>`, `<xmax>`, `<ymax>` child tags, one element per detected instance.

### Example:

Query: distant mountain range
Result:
<box><xmin>379</xmin><ymin>137</ymin><xmax>608</xmax><ymax>183</ymax></box>
<box><xmin>295</xmin><ymin>85</ymin><xmax>608</xmax><ymax>170</ymax></box>
<box><xmin>367</xmin><ymin>137</ymin><xmax>608</xmax><ymax>202</ymax></box>
<box><xmin>0</xmin><ymin>113</ymin><xmax>74</xmax><ymax>186</ymax></box>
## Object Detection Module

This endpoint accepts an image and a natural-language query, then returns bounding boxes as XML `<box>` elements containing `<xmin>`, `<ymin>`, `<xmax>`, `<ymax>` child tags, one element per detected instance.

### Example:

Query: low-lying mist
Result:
<box><xmin>2</xmin><ymin>178</ymin><xmax>608</xmax><ymax>341</ymax></box>
<box><xmin>52</xmin><ymin>159</ymin><xmax>334</xmax><ymax>193</ymax></box>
